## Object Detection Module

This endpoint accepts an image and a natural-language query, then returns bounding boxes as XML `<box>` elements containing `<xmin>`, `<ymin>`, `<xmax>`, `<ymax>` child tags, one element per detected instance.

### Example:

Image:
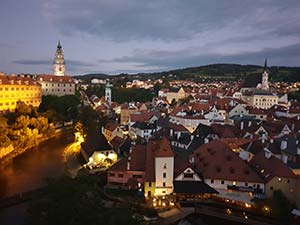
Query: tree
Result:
<box><xmin>25</xmin><ymin>176</ymin><xmax>143</xmax><ymax>225</ymax></box>
<box><xmin>0</xmin><ymin>116</ymin><xmax>11</xmax><ymax>147</ymax></box>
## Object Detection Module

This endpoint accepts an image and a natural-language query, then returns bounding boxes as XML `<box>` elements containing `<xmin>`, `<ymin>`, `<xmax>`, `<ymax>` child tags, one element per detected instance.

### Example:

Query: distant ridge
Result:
<box><xmin>75</xmin><ymin>63</ymin><xmax>300</xmax><ymax>83</ymax></box>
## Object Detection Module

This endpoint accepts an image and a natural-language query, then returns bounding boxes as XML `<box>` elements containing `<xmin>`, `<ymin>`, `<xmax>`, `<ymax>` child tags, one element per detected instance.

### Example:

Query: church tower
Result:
<box><xmin>105</xmin><ymin>80</ymin><xmax>113</xmax><ymax>104</ymax></box>
<box><xmin>261</xmin><ymin>58</ymin><xmax>269</xmax><ymax>90</ymax></box>
<box><xmin>53</xmin><ymin>41</ymin><xmax>66</xmax><ymax>76</ymax></box>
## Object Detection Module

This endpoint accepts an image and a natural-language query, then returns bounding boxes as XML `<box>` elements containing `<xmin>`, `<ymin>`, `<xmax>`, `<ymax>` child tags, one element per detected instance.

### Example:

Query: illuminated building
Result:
<box><xmin>53</xmin><ymin>41</ymin><xmax>66</xmax><ymax>76</ymax></box>
<box><xmin>36</xmin><ymin>74</ymin><xmax>75</xmax><ymax>96</ymax></box>
<box><xmin>0</xmin><ymin>75</ymin><xmax>41</xmax><ymax>112</ymax></box>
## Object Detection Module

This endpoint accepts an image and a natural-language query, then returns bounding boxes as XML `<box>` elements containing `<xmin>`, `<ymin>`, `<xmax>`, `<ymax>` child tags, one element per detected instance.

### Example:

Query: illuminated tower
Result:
<box><xmin>261</xmin><ymin>58</ymin><xmax>269</xmax><ymax>90</ymax></box>
<box><xmin>53</xmin><ymin>41</ymin><xmax>66</xmax><ymax>76</ymax></box>
<box><xmin>105</xmin><ymin>80</ymin><xmax>113</xmax><ymax>104</ymax></box>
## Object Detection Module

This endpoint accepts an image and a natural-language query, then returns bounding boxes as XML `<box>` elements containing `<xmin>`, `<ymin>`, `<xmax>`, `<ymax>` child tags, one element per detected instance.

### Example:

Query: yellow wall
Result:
<box><xmin>0</xmin><ymin>83</ymin><xmax>42</xmax><ymax>112</ymax></box>
<box><xmin>144</xmin><ymin>182</ymin><xmax>156</xmax><ymax>198</ymax></box>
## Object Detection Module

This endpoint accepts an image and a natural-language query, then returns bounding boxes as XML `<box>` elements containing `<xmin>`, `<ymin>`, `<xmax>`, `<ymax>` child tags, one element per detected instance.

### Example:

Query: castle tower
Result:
<box><xmin>53</xmin><ymin>41</ymin><xmax>66</xmax><ymax>76</ymax></box>
<box><xmin>105</xmin><ymin>80</ymin><xmax>113</xmax><ymax>104</ymax></box>
<box><xmin>261</xmin><ymin>58</ymin><xmax>269</xmax><ymax>90</ymax></box>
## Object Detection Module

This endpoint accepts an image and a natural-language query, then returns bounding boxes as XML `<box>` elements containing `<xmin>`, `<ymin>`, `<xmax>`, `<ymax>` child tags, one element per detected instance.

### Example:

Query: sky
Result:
<box><xmin>0</xmin><ymin>0</ymin><xmax>300</xmax><ymax>75</ymax></box>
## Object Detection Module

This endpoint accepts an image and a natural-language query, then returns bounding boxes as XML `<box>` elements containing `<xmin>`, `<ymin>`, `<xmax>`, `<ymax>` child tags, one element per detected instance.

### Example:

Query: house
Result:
<box><xmin>130</xmin><ymin>122</ymin><xmax>160</xmax><ymax>140</ymax></box>
<box><xmin>173</xmin><ymin>157</ymin><xmax>218</xmax><ymax>200</ymax></box>
<box><xmin>107</xmin><ymin>144</ymin><xmax>146</xmax><ymax>189</ymax></box>
<box><xmin>192</xmin><ymin>140</ymin><xmax>265</xmax><ymax>203</ymax></box>
<box><xmin>81</xmin><ymin>130</ymin><xmax>117</xmax><ymax>169</ymax></box>
<box><xmin>250</xmin><ymin>151</ymin><xmax>299</xmax><ymax>206</ymax></box>
<box><xmin>103</xmin><ymin>122</ymin><xmax>119</xmax><ymax>141</ymax></box>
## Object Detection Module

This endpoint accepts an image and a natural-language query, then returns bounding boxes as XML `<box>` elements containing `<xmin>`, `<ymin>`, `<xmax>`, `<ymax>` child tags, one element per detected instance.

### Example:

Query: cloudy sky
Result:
<box><xmin>0</xmin><ymin>0</ymin><xmax>299</xmax><ymax>75</ymax></box>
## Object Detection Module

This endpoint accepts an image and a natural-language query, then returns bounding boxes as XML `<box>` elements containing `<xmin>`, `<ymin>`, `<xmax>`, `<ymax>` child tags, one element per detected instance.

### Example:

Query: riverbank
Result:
<box><xmin>0</xmin><ymin>125</ymin><xmax>74</xmax><ymax>168</ymax></box>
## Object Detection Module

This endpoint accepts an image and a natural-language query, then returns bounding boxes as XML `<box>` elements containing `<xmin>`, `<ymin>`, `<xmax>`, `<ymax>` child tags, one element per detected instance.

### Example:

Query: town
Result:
<box><xmin>1</xmin><ymin>41</ymin><xmax>300</xmax><ymax>225</ymax></box>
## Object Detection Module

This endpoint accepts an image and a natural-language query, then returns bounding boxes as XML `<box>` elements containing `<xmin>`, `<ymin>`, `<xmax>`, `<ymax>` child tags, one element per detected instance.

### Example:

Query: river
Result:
<box><xmin>0</xmin><ymin>133</ymin><xmax>75</xmax><ymax>225</ymax></box>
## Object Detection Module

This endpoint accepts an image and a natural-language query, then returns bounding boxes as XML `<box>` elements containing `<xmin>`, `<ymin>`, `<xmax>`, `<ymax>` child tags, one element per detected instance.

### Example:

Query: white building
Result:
<box><xmin>53</xmin><ymin>41</ymin><xmax>66</xmax><ymax>76</ymax></box>
<box><xmin>105</xmin><ymin>81</ymin><xmax>112</xmax><ymax>104</ymax></box>
<box><xmin>37</xmin><ymin>75</ymin><xmax>75</xmax><ymax>96</ymax></box>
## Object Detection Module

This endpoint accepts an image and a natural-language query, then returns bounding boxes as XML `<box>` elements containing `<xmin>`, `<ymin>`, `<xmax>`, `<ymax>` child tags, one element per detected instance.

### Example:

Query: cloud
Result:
<box><xmin>13</xmin><ymin>59</ymin><xmax>95</xmax><ymax>67</ymax></box>
<box><xmin>44</xmin><ymin>0</ymin><xmax>300</xmax><ymax>42</ymax></box>
<box><xmin>98</xmin><ymin>43</ymin><xmax>300</xmax><ymax>72</ymax></box>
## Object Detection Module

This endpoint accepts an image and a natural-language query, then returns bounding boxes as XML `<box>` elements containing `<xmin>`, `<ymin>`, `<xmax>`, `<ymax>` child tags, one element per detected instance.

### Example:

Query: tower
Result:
<box><xmin>53</xmin><ymin>41</ymin><xmax>66</xmax><ymax>76</ymax></box>
<box><xmin>261</xmin><ymin>58</ymin><xmax>269</xmax><ymax>90</ymax></box>
<box><xmin>105</xmin><ymin>80</ymin><xmax>113</xmax><ymax>104</ymax></box>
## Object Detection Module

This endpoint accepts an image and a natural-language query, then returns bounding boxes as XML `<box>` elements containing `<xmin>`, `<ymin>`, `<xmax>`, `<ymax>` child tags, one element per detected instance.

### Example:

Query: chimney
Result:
<box><xmin>127</xmin><ymin>156</ymin><xmax>131</xmax><ymax>170</ymax></box>
<box><xmin>281</xmin><ymin>155</ymin><xmax>288</xmax><ymax>164</ymax></box>
<box><xmin>248</xmin><ymin>121</ymin><xmax>252</xmax><ymax>127</ymax></box>
<box><xmin>240</xmin><ymin>121</ymin><xmax>244</xmax><ymax>130</ymax></box>
<box><xmin>170</xmin><ymin>129</ymin><xmax>173</xmax><ymax>137</ymax></box>
<box><xmin>280</xmin><ymin>139</ymin><xmax>288</xmax><ymax>150</ymax></box>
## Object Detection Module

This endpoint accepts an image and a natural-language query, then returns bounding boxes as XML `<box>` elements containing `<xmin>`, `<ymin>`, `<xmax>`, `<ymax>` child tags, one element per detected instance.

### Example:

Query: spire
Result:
<box><xmin>57</xmin><ymin>41</ymin><xmax>62</xmax><ymax>49</ymax></box>
<box><xmin>264</xmin><ymin>58</ymin><xmax>268</xmax><ymax>70</ymax></box>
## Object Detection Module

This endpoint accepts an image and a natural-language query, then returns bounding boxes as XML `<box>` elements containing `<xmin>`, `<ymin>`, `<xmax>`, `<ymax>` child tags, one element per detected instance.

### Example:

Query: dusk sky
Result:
<box><xmin>1</xmin><ymin>0</ymin><xmax>300</xmax><ymax>75</ymax></box>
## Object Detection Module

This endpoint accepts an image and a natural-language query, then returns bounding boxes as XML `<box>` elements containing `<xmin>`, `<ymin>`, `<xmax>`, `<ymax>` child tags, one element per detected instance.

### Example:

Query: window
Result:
<box><xmin>221</xmin><ymin>180</ymin><xmax>225</xmax><ymax>185</ymax></box>
<box><xmin>133</xmin><ymin>174</ymin><xmax>142</xmax><ymax>179</ymax></box>
<box><xmin>211</xmin><ymin>179</ymin><xmax>214</xmax><ymax>184</ymax></box>
<box><xmin>118</xmin><ymin>174</ymin><xmax>124</xmax><ymax>178</ymax></box>
<box><xmin>163</xmin><ymin>163</ymin><xmax>167</xmax><ymax>169</ymax></box>
<box><xmin>109</xmin><ymin>173</ymin><xmax>115</xmax><ymax>177</ymax></box>
<box><xmin>149</xmin><ymin>182</ymin><xmax>152</xmax><ymax>187</ymax></box>
<box><xmin>163</xmin><ymin>173</ymin><xmax>166</xmax><ymax>178</ymax></box>
<box><xmin>245</xmin><ymin>183</ymin><xmax>248</xmax><ymax>187</ymax></box>
<box><xmin>270</xmin><ymin>186</ymin><xmax>273</xmax><ymax>190</ymax></box>
<box><xmin>183</xmin><ymin>173</ymin><xmax>193</xmax><ymax>179</ymax></box>
<box><xmin>163</xmin><ymin>182</ymin><xmax>166</xmax><ymax>187</ymax></box>
<box><xmin>287</xmin><ymin>179</ymin><xmax>290</xmax><ymax>183</ymax></box>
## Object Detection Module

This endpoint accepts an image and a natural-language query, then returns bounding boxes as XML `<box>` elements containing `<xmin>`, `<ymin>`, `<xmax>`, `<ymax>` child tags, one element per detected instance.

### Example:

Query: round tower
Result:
<box><xmin>105</xmin><ymin>80</ymin><xmax>113</xmax><ymax>104</ymax></box>
<box><xmin>53</xmin><ymin>41</ymin><xmax>66</xmax><ymax>76</ymax></box>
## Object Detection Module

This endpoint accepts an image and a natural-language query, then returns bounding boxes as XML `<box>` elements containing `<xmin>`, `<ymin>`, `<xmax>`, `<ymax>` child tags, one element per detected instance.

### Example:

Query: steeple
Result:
<box><xmin>53</xmin><ymin>41</ymin><xmax>66</xmax><ymax>76</ymax></box>
<box><xmin>57</xmin><ymin>41</ymin><xmax>62</xmax><ymax>49</ymax></box>
<box><xmin>261</xmin><ymin>58</ymin><xmax>269</xmax><ymax>90</ymax></box>
<box><xmin>264</xmin><ymin>58</ymin><xmax>268</xmax><ymax>71</ymax></box>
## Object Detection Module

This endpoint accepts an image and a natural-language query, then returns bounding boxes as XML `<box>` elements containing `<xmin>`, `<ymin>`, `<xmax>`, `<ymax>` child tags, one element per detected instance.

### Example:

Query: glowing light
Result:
<box><xmin>263</xmin><ymin>206</ymin><xmax>270</xmax><ymax>213</ymax></box>
<box><xmin>245</xmin><ymin>203</ymin><xmax>251</xmax><ymax>208</ymax></box>
<box><xmin>153</xmin><ymin>202</ymin><xmax>157</xmax><ymax>207</ymax></box>
<box><xmin>162</xmin><ymin>202</ymin><xmax>166</xmax><ymax>207</ymax></box>
<box><xmin>232</xmin><ymin>181</ymin><xmax>237</xmax><ymax>186</ymax></box>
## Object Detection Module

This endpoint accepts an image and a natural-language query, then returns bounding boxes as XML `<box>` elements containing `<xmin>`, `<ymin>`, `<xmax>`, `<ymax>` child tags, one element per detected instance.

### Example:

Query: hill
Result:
<box><xmin>76</xmin><ymin>64</ymin><xmax>300</xmax><ymax>84</ymax></box>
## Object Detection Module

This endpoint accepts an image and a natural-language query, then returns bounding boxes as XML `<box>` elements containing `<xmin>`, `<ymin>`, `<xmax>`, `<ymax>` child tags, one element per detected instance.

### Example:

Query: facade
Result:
<box><xmin>37</xmin><ymin>75</ymin><xmax>75</xmax><ymax>96</ymax></box>
<box><xmin>53</xmin><ymin>41</ymin><xmax>66</xmax><ymax>76</ymax></box>
<box><xmin>0</xmin><ymin>75</ymin><xmax>42</xmax><ymax>112</ymax></box>
<box><xmin>242</xmin><ymin>92</ymin><xmax>278</xmax><ymax>109</ymax></box>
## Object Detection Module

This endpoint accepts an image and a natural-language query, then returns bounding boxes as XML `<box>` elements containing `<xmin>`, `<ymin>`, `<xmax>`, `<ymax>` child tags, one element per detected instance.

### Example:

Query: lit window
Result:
<box><xmin>233</xmin><ymin>181</ymin><xmax>236</xmax><ymax>186</ymax></box>
<box><xmin>163</xmin><ymin>182</ymin><xmax>166</xmax><ymax>187</ymax></box>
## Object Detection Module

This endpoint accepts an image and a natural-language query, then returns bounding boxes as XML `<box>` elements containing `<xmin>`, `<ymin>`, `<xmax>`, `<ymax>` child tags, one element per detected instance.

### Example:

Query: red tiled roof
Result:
<box><xmin>193</xmin><ymin>140</ymin><xmax>264</xmax><ymax>183</ymax></box>
<box><xmin>37</xmin><ymin>74</ymin><xmax>74</xmax><ymax>83</ymax></box>
<box><xmin>145</xmin><ymin>137</ymin><xmax>174</xmax><ymax>182</ymax></box>
<box><xmin>105</xmin><ymin>122</ymin><xmax>118</xmax><ymax>132</ymax></box>
<box><xmin>109</xmin><ymin>145</ymin><xmax>146</xmax><ymax>172</ymax></box>
<box><xmin>0</xmin><ymin>75</ymin><xmax>41</xmax><ymax>86</ymax></box>
<box><xmin>130</xmin><ymin>111</ymin><xmax>157</xmax><ymax>123</ymax></box>
<box><xmin>250</xmin><ymin>150</ymin><xmax>298</xmax><ymax>182</ymax></box>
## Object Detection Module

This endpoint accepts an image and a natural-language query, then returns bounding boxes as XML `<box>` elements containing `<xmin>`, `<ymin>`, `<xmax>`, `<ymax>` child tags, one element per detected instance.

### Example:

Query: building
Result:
<box><xmin>144</xmin><ymin>138</ymin><xmax>175</xmax><ymax>197</ymax></box>
<box><xmin>53</xmin><ymin>41</ymin><xmax>66</xmax><ymax>76</ymax></box>
<box><xmin>242</xmin><ymin>91</ymin><xmax>278</xmax><ymax>109</ymax></box>
<box><xmin>256</xmin><ymin>59</ymin><xmax>269</xmax><ymax>90</ymax></box>
<box><xmin>81</xmin><ymin>130</ymin><xmax>117</xmax><ymax>169</ymax></box>
<box><xmin>0</xmin><ymin>75</ymin><xmax>41</xmax><ymax>112</ymax></box>
<box><xmin>250</xmin><ymin>151</ymin><xmax>299</xmax><ymax>206</ymax></box>
<box><xmin>36</xmin><ymin>75</ymin><xmax>75</xmax><ymax>96</ymax></box>
<box><xmin>105</xmin><ymin>81</ymin><xmax>112</xmax><ymax>104</ymax></box>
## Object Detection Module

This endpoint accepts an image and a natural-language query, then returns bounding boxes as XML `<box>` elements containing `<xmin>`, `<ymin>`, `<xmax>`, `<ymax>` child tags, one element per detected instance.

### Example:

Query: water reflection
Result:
<box><xmin>0</xmin><ymin>133</ymin><xmax>74</xmax><ymax>198</ymax></box>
